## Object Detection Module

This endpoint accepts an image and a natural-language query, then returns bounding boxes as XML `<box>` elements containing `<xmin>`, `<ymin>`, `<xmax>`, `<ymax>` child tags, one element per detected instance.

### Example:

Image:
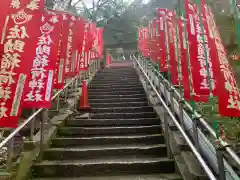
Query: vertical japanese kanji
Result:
<box><xmin>206</xmin><ymin>7</ymin><xmax>240</xmax><ymax>117</ymax></box>
<box><xmin>178</xmin><ymin>17</ymin><xmax>191</xmax><ymax>100</ymax></box>
<box><xmin>53</xmin><ymin>12</ymin><xmax>70</xmax><ymax>89</ymax></box>
<box><xmin>142</xmin><ymin>28</ymin><xmax>149</xmax><ymax>58</ymax></box>
<box><xmin>79</xmin><ymin>21</ymin><xmax>88</xmax><ymax>71</ymax></box>
<box><xmin>149</xmin><ymin>18</ymin><xmax>158</xmax><ymax>63</ymax></box>
<box><xmin>157</xmin><ymin>8</ymin><xmax>168</xmax><ymax>72</ymax></box>
<box><xmin>74</xmin><ymin>17</ymin><xmax>85</xmax><ymax>75</ymax></box>
<box><xmin>166</xmin><ymin>11</ymin><xmax>179</xmax><ymax>85</ymax></box>
<box><xmin>65</xmin><ymin>15</ymin><xmax>76</xmax><ymax>77</ymax></box>
<box><xmin>184</xmin><ymin>0</ymin><xmax>209</xmax><ymax>102</ymax></box>
<box><xmin>23</xmin><ymin>11</ymin><xmax>61</xmax><ymax>108</ymax></box>
<box><xmin>0</xmin><ymin>0</ymin><xmax>44</xmax><ymax>127</ymax></box>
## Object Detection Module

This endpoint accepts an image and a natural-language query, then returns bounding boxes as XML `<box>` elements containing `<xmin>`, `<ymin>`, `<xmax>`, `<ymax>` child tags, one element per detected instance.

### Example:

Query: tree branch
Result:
<box><xmin>72</xmin><ymin>0</ymin><xmax>83</xmax><ymax>7</ymax></box>
<box><xmin>82</xmin><ymin>2</ymin><xmax>93</xmax><ymax>18</ymax></box>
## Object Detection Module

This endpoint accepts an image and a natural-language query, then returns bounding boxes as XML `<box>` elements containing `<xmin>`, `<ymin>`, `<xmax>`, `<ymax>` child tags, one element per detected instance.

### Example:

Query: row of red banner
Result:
<box><xmin>138</xmin><ymin>0</ymin><xmax>240</xmax><ymax>117</ymax></box>
<box><xmin>0</xmin><ymin>0</ymin><xmax>104</xmax><ymax>127</ymax></box>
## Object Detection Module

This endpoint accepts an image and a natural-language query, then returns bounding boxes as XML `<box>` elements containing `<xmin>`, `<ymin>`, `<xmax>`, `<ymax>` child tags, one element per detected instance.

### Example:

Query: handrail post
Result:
<box><xmin>93</xmin><ymin>60</ymin><xmax>95</xmax><ymax>76</ymax></box>
<box><xmin>143</xmin><ymin>58</ymin><xmax>146</xmax><ymax>72</ymax></box>
<box><xmin>169</xmin><ymin>87</ymin><xmax>175</xmax><ymax>112</ymax></box>
<box><xmin>179</xmin><ymin>98</ymin><xmax>185</xmax><ymax>130</ymax></box>
<box><xmin>144</xmin><ymin>60</ymin><xmax>148</xmax><ymax>78</ymax></box>
<box><xmin>88</xmin><ymin>63</ymin><xmax>91</xmax><ymax>78</ymax></box>
<box><xmin>56</xmin><ymin>95</ymin><xmax>60</xmax><ymax>111</ymax></box>
<box><xmin>94</xmin><ymin>60</ymin><xmax>96</xmax><ymax>75</ymax></box>
<box><xmin>71</xmin><ymin>77</ymin><xmax>75</xmax><ymax>95</ymax></box>
<box><xmin>97</xmin><ymin>59</ymin><xmax>100</xmax><ymax>71</ymax></box>
<box><xmin>163</xmin><ymin>80</ymin><xmax>169</xmax><ymax>106</ymax></box>
<box><xmin>163</xmin><ymin>111</ymin><xmax>172</xmax><ymax>159</ymax></box>
<box><xmin>192</xmin><ymin>116</ymin><xmax>200</xmax><ymax>151</ymax></box>
<box><xmin>39</xmin><ymin>109</ymin><xmax>48</xmax><ymax>157</ymax></box>
<box><xmin>216</xmin><ymin>146</ymin><xmax>226</xmax><ymax>180</ymax></box>
<box><xmin>64</xmin><ymin>81</ymin><xmax>68</xmax><ymax>102</ymax></box>
<box><xmin>74</xmin><ymin>75</ymin><xmax>79</xmax><ymax>110</ymax></box>
<box><xmin>30</xmin><ymin>109</ymin><xmax>36</xmax><ymax>141</ymax></box>
<box><xmin>95</xmin><ymin>60</ymin><xmax>98</xmax><ymax>74</ymax></box>
<box><xmin>6</xmin><ymin>135</ymin><xmax>14</xmax><ymax>171</ymax></box>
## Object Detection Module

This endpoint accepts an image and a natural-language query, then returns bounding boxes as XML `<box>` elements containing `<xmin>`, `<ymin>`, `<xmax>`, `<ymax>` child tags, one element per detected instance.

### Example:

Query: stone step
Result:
<box><xmin>88</xmin><ymin>84</ymin><xmax>143</xmax><ymax>89</ymax></box>
<box><xmin>32</xmin><ymin>173</ymin><xmax>183</xmax><ymax>180</ymax></box>
<box><xmin>93</xmin><ymin>77</ymin><xmax>139</xmax><ymax>80</ymax></box>
<box><xmin>97</xmin><ymin>71</ymin><xmax>137</xmax><ymax>74</ymax></box>
<box><xmin>32</xmin><ymin>157</ymin><xmax>175</xmax><ymax>178</ymax></box>
<box><xmin>90</xmin><ymin>101</ymin><xmax>148</xmax><ymax>108</ymax></box>
<box><xmin>88</xmin><ymin>86</ymin><xmax>143</xmax><ymax>92</ymax></box>
<box><xmin>91</xmin><ymin>79</ymin><xmax>139</xmax><ymax>83</ymax></box>
<box><xmin>96</xmin><ymin>72</ymin><xmax>137</xmax><ymax>74</ymax></box>
<box><xmin>65</xmin><ymin>118</ymin><xmax>160</xmax><ymax>127</ymax></box>
<box><xmin>89</xmin><ymin>81</ymin><xmax>141</xmax><ymax>86</ymax></box>
<box><xmin>89</xmin><ymin>93</ymin><xmax>147</xmax><ymax>100</ymax></box>
<box><xmin>91</xmin><ymin>106</ymin><xmax>154</xmax><ymax>113</ymax></box>
<box><xmin>97</xmin><ymin>70</ymin><xmax>136</xmax><ymax>74</ymax></box>
<box><xmin>57</xmin><ymin>125</ymin><xmax>162</xmax><ymax>137</ymax></box>
<box><xmin>90</xmin><ymin>80</ymin><xmax>140</xmax><ymax>85</ymax></box>
<box><xmin>92</xmin><ymin>73</ymin><xmax>138</xmax><ymax>77</ymax></box>
<box><xmin>91</xmin><ymin>78</ymin><xmax>139</xmax><ymax>82</ymax></box>
<box><xmin>51</xmin><ymin>134</ymin><xmax>165</xmax><ymax>148</ymax></box>
<box><xmin>96</xmin><ymin>71</ymin><xmax>137</xmax><ymax>75</ymax></box>
<box><xmin>43</xmin><ymin>144</ymin><xmax>167</xmax><ymax>160</ymax></box>
<box><xmin>88</xmin><ymin>90</ymin><xmax>145</xmax><ymax>95</ymax></box>
<box><xmin>89</xmin><ymin>95</ymin><xmax>146</xmax><ymax>101</ymax></box>
<box><xmin>86</xmin><ymin>112</ymin><xmax>157</xmax><ymax>119</ymax></box>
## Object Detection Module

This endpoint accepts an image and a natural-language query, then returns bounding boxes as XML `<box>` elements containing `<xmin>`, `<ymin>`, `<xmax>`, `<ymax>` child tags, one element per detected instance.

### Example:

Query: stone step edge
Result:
<box><xmin>35</xmin><ymin>157</ymin><xmax>173</xmax><ymax>166</ymax></box>
<box><xmin>31</xmin><ymin>173</ymin><xmax>182</xmax><ymax>180</ymax></box>
<box><xmin>46</xmin><ymin>144</ymin><xmax>166</xmax><ymax>152</ymax></box>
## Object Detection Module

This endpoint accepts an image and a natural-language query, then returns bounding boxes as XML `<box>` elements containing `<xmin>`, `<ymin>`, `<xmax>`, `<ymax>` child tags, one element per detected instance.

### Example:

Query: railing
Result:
<box><xmin>131</xmin><ymin>54</ymin><xmax>217</xmax><ymax>180</ymax></box>
<box><xmin>131</xmin><ymin>54</ymin><xmax>240</xmax><ymax>180</ymax></box>
<box><xmin>148</xmin><ymin>61</ymin><xmax>240</xmax><ymax>168</ymax></box>
<box><xmin>0</xmin><ymin>59</ymin><xmax>100</xmax><ymax>171</ymax></box>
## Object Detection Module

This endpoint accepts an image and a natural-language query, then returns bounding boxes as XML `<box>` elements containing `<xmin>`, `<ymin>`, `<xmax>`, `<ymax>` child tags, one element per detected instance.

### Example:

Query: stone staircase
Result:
<box><xmin>31</xmin><ymin>67</ymin><xmax>182</xmax><ymax>180</ymax></box>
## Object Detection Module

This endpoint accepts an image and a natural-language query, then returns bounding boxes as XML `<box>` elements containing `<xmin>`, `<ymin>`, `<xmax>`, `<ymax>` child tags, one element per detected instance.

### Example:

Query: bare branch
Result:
<box><xmin>72</xmin><ymin>0</ymin><xmax>83</xmax><ymax>7</ymax></box>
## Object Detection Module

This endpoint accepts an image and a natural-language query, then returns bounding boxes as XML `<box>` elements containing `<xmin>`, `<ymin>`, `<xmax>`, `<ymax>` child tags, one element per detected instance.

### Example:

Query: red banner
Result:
<box><xmin>138</xmin><ymin>27</ymin><xmax>143</xmax><ymax>53</ymax></box>
<box><xmin>74</xmin><ymin>17</ymin><xmax>85</xmax><ymax>75</ymax></box>
<box><xmin>142</xmin><ymin>28</ymin><xmax>149</xmax><ymax>58</ymax></box>
<box><xmin>193</xmin><ymin>3</ymin><xmax>216</xmax><ymax>96</ymax></box>
<box><xmin>0</xmin><ymin>0</ymin><xmax>44</xmax><ymax>127</ymax></box>
<box><xmin>65</xmin><ymin>15</ymin><xmax>76</xmax><ymax>77</ymax></box>
<box><xmin>166</xmin><ymin>11</ymin><xmax>179</xmax><ymax>85</ymax></box>
<box><xmin>150</xmin><ymin>18</ymin><xmax>158</xmax><ymax>62</ymax></box>
<box><xmin>97</xmin><ymin>28</ymin><xmax>104</xmax><ymax>58</ymax></box>
<box><xmin>206</xmin><ymin>7</ymin><xmax>240</xmax><ymax>117</ymax></box>
<box><xmin>84</xmin><ymin>23</ymin><xmax>91</xmax><ymax>68</ymax></box>
<box><xmin>148</xmin><ymin>21</ymin><xmax>153</xmax><ymax>60</ymax></box>
<box><xmin>196</xmin><ymin>1</ymin><xmax>217</xmax><ymax>97</ymax></box>
<box><xmin>92</xmin><ymin>27</ymin><xmax>104</xmax><ymax>60</ymax></box>
<box><xmin>23</xmin><ymin>11</ymin><xmax>61</xmax><ymax>109</ymax></box>
<box><xmin>157</xmin><ymin>8</ymin><xmax>168</xmax><ymax>72</ymax></box>
<box><xmin>185</xmin><ymin>0</ymin><xmax>209</xmax><ymax>101</ymax></box>
<box><xmin>79</xmin><ymin>23</ymin><xmax>88</xmax><ymax>71</ymax></box>
<box><xmin>53</xmin><ymin>13</ymin><xmax>70</xmax><ymax>89</ymax></box>
<box><xmin>79</xmin><ymin>53</ymin><xmax>87</xmax><ymax>71</ymax></box>
<box><xmin>178</xmin><ymin>18</ymin><xmax>191</xmax><ymax>100</ymax></box>
<box><xmin>79</xmin><ymin>23</ymin><xmax>89</xmax><ymax>71</ymax></box>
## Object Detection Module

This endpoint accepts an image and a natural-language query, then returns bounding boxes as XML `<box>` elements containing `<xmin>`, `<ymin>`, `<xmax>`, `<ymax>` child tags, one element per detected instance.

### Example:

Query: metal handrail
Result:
<box><xmin>0</xmin><ymin>76</ymin><xmax>77</xmax><ymax>149</ymax></box>
<box><xmin>0</xmin><ymin>60</ymin><xmax>99</xmax><ymax>150</ymax></box>
<box><xmin>132</xmin><ymin>56</ymin><xmax>217</xmax><ymax>180</ymax></box>
<box><xmin>147</xmin><ymin>58</ymin><xmax>240</xmax><ymax>168</ymax></box>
